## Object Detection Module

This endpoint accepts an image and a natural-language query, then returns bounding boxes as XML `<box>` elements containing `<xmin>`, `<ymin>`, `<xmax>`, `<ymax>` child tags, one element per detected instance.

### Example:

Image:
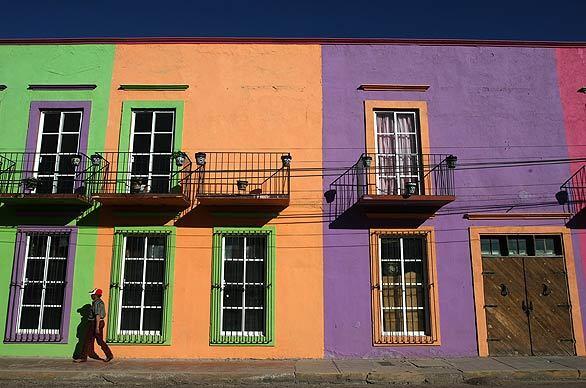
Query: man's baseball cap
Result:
<box><xmin>89</xmin><ymin>288</ymin><xmax>103</xmax><ymax>296</ymax></box>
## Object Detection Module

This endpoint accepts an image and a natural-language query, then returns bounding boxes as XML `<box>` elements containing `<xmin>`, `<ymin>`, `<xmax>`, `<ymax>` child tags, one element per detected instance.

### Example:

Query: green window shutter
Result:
<box><xmin>209</xmin><ymin>226</ymin><xmax>276</xmax><ymax>346</ymax></box>
<box><xmin>106</xmin><ymin>226</ymin><xmax>175</xmax><ymax>345</ymax></box>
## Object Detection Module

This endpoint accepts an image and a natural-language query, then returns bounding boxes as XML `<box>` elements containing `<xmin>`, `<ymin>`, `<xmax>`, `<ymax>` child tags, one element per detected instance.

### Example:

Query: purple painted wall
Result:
<box><xmin>322</xmin><ymin>45</ymin><xmax>582</xmax><ymax>357</ymax></box>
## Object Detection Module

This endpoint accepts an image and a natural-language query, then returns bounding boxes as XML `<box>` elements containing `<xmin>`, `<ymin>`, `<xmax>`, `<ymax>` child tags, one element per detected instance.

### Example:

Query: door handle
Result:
<box><xmin>500</xmin><ymin>284</ymin><xmax>509</xmax><ymax>296</ymax></box>
<box><xmin>542</xmin><ymin>283</ymin><xmax>551</xmax><ymax>296</ymax></box>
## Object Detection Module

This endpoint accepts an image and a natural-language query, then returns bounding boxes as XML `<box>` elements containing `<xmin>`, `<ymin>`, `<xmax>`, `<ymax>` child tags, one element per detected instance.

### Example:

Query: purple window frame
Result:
<box><xmin>23</xmin><ymin>101</ymin><xmax>92</xmax><ymax>192</ymax></box>
<box><xmin>4</xmin><ymin>226</ymin><xmax>78</xmax><ymax>343</ymax></box>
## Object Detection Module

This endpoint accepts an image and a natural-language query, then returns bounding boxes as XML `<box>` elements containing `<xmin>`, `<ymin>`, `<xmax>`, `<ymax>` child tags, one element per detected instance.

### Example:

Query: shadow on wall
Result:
<box><xmin>175</xmin><ymin>205</ymin><xmax>278</xmax><ymax>228</ymax></box>
<box><xmin>0</xmin><ymin>204</ymin><xmax>82</xmax><ymax>226</ymax></box>
<box><xmin>72</xmin><ymin>304</ymin><xmax>91</xmax><ymax>359</ymax></box>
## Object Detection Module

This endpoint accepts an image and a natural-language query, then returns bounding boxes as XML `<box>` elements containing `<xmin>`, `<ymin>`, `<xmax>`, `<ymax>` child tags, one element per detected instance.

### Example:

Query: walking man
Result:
<box><xmin>74</xmin><ymin>288</ymin><xmax>114</xmax><ymax>362</ymax></box>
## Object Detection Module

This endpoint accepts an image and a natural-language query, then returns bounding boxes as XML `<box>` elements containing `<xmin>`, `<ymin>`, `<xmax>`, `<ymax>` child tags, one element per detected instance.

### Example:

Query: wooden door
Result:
<box><xmin>482</xmin><ymin>257</ymin><xmax>531</xmax><ymax>356</ymax></box>
<box><xmin>524</xmin><ymin>257</ymin><xmax>575</xmax><ymax>356</ymax></box>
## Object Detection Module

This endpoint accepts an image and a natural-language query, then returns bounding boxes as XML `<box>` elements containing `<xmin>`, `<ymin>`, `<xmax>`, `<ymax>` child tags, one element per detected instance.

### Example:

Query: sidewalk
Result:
<box><xmin>0</xmin><ymin>356</ymin><xmax>585</xmax><ymax>385</ymax></box>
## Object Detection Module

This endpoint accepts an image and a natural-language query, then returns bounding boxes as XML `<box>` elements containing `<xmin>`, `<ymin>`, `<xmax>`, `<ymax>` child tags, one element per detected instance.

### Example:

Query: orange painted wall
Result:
<box><xmin>94</xmin><ymin>44</ymin><xmax>323</xmax><ymax>358</ymax></box>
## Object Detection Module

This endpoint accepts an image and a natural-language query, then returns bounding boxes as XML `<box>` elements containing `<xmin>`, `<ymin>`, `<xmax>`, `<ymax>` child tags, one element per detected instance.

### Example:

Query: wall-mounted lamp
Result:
<box><xmin>70</xmin><ymin>154</ymin><xmax>82</xmax><ymax>167</ymax></box>
<box><xmin>446</xmin><ymin>155</ymin><xmax>458</xmax><ymax>169</ymax></box>
<box><xmin>361</xmin><ymin>154</ymin><xmax>372</xmax><ymax>168</ymax></box>
<box><xmin>90</xmin><ymin>153</ymin><xmax>103</xmax><ymax>166</ymax></box>
<box><xmin>237</xmin><ymin>180</ymin><xmax>249</xmax><ymax>192</ymax></box>
<box><xmin>555</xmin><ymin>190</ymin><xmax>569</xmax><ymax>205</ymax></box>
<box><xmin>404</xmin><ymin>182</ymin><xmax>418</xmax><ymax>197</ymax></box>
<box><xmin>195</xmin><ymin>152</ymin><xmax>206</xmax><ymax>166</ymax></box>
<box><xmin>173</xmin><ymin>151</ymin><xmax>187</xmax><ymax>167</ymax></box>
<box><xmin>281</xmin><ymin>154</ymin><xmax>292</xmax><ymax>167</ymax></box>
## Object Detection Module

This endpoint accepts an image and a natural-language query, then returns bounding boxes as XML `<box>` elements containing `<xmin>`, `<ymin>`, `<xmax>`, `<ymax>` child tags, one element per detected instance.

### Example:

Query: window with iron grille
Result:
<box><xmin>371</xmin><ymin>231</ymin><xmax>439</xmax><ymax>345</ymax></box>
<box><xmin>107</xmin><ymin>228</ymin><xmax>175</xmax><ymax>344</ymax></box>
<box><xmin>480</xmin><ymin>235</ymin><xmax>563</xmax><ymax>258</ymax></box>
<box><xmin>5</xmin><ymin>229</ymin><xmax>77</xmax><ymax>343</ymax></box>
<box><xmin>129</xmin><ymin>109</ymin><xmax>175</xmax><ymax>194</ymax></box>
<box><xmin>210</xmin><ymin>227</ymin><xmax>275</xmax><ymax>345</ymax></box>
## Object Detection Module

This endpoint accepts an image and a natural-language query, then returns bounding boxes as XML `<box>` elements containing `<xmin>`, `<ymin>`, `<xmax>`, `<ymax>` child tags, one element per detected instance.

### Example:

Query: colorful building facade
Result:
<box><xmin>0</xmin><ymin>40</ymin><xmax>584</xmax><ymax>359</ymax></box>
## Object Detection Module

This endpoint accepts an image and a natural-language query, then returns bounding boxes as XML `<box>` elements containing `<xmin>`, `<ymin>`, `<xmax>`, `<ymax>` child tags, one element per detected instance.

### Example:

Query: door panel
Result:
<box><xmin>524</xmin><ymin>257</ymin><xmax>575</xmax><ymax>356</ymax></box>
<box><xmin>482</xmin><ymin>257</ymin><xmax>531</xmax><ymax>356</ymax></box>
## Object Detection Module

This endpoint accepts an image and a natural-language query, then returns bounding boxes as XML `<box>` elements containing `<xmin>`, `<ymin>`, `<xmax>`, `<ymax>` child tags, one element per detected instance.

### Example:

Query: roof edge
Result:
<box><xmin>0</xmin><ymin>36</ymin><xmax>584</xmax><ymax>48</ymax></box>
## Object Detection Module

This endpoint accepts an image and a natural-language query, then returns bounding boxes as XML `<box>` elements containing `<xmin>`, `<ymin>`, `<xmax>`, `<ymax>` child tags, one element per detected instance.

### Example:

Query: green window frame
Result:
<box><xmin>210</xmin><ymin>226</ymin><xmax>276</xmax><ymax>346</ymax></box>
<box><xmin>116</xmin><ymin>100</ymin><xmax>185</xmax><ymax>193</ymax></box>
<box><xmin>106</xmin><ymin>226</ymin><xmax>175</xmax><ymax>345</ymax></box>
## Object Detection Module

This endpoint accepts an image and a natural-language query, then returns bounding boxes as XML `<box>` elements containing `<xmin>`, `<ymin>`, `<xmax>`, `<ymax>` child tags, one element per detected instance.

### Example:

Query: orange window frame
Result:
<box><xmin>370</xmin><ymin>227</ymin><xmax>441</xmax><ymax>346</ymax></box>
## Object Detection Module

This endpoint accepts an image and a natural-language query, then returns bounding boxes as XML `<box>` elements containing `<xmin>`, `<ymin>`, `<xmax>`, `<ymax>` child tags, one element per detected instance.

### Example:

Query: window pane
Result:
<box><xmin>245</xmin><ymin>261</ymin><xmax>265</xmax><ymax>284</ymax></box>
<box><xmin>44</xmin><ymin>284</ymin><xmax>65</xmax><ymax>305</ymax></box>
<box><xmin>404</xmin><ymin>261</ymin><xmax>424</xmax><ymax>284</ymax></box>
<box><xmin>508</xmin><ymin>237</ymin><xmax>529</xmax><ymax>256</ymax></box>
<box><xmin>381</xmin><ymin>285</ymin><xmax>402</xmax><ymax>309</ymax></box>
<box><xmin>222</xmin><ymin>309</ymin><xmax>242</xmax><ymax>332</ymax></box>
<box><xmin>25</xmin><ymin>259</ymin><xmax>45</xmax><ymax>281</ymax></box>
<box><xmin>41</xmin><ymin>112</ymin><xmax>61</xmax><ymax>133</ymax></box>
<box><xmin>224</xmin><ymin>261</ymin><xmax>244</xmax><ymax>283</ymax></box>
<box><xmin>382</xmin><ymin>310</ymin><xmax>403</xmax><ymax>333</ymax></box>
<box><xmin>60</xmin><ymin>134</ymin><xmax>79</xmax><ymax>153</ymax></box>
<box><xmin>46</xmin><ymin>260</ymin><xmax>67</xmax><ymax>281</ymax></box>
<box><xmin>147</xmin><ymin>237</ymin><xmax>166</xmax><ymax>259</ymax></box>
<box><xmin>133</xmin><ymin>111</ymin><xmax>153</xmax><ymax>133</ymax></box>
<box><xmin>144</xmin><ymin>285</ymin><xmax>164</xmax><ymax>307</ymax></box>
<box><xmin>406</xmin><ymin>309</ymin><xmax>426</xmax><ymax>333</ymax></box>
<box><xmin>535</xmin><ymin>237</ymin><xmax>557</xmax><ymax>256</ymax></box>
<box><xmin>145</xmin><ymin>261</ymin><xmax>165</xmax><ymax>283</ymax></box>
<box><xmin>246</xmin><ymin>237</ymin><xmax>266</xmax><ymax>260</ymax></box>
<box><xmin>154</xmin><ymin>112</ymin><xmax>174</xmax><ymax>132</ymax></box>
<box><xmin>132</xmin><ymin>134</ymin><xmax>151</xmax><ymax>153</ymax></box>
<box><xmin>120</xmin><ymin>308</ymin><xmax>141</xmax><ymax>331</ymax></box>
<box><xmin>403</xmin><ymin>238</ymin><xmax>424</xmax><ymax>260</ymax></box>
<box><xmin>223</xmin><ymin>285</ymin><xmax>243</xmax><ymax>307</ymax></box>
<box><xmin>121</xmin><ymin>285</ymin><xmax>143</xmax><ymax>306</ymax></box>
<box><xmin>123</xmin><ymin>261</ymin><xmax>144</xmax><ymax>282</ymax></box>
<box><xmin>151</xmin><ymin>155</ymin><xmax>171</xmax><ymax>175</ymax></box>
<box><xmin>150</xmin><ymin>177</ymin><xmax>170</xmax><ymax>194</ymax></box>
<box><xmin>225</xmin><ymin>237</ymin><xmax>244</xmax><ymax>260</ymax></box>
<box><xmin>380</xmin><ymin>238</ymin><xmax>400</xmax><ymax>260</ymax></box>
<box><xmin>381</xmin><ymin>261</ymin><xmax>401</xmax><ymax>284</ymax></box>
<box><xmin>49</xmin><ymin>236</ymin><xmax>68</xmax><ymax>258</ymax></box>
<box><xmin>396</xmin><ymin>113</ymin><xmax>416</xmax><ymax>133</ymax></box>
<box><xmin>130</xmin><ymin>155</ymin><xmax>150</xmax><ymax>176</ymax></box>
<box><xmin>405</xmin><ymin>286</ymin><xmax>425</xmax><ymax>308</ymax></box>
<box><xmin>125</xmin><ymin>237</ymin><xmax>145</xmax><ymax>258</ymax></box>
<box><xmin>22</xmin><ymin>284</ymin><xmax>42</xmax><ymax>305</ymax></box>
<box><xmin>38</xmin><ymin>155</ymin><xmax>56</xmax><ymax>175</ymax></box>
<box><xmin>396</xmin><ymin>134</ymin><xmax>417</xmax><ymax>154</ymax></box>
<box><xmin>56</xmin><ymin>176</ymin><xmax>75</xmax><ymax>194</ymax></box>
<box><xmin>244</xmin><ymin>309</ymin><xmax>265</xmax><ymax>332</ymax></box>
<box><xmin>481</xmin><ymin>238</ymin><xmax>491</xmax><ymax>255</ymax></box>
<box><xmin>245</xmin><ymin>286</ymin><xmax>264</xmax><ymax>308</ymax></box>
<box><xmin>19</xmin><ymin>307</ymin><xmax>40</xmax><ymax>330</ymax></box>
<box><xmin>41</xmin><ymin>307</ymin><xmax>62</xmax><ymax>330</ymax></box>
<box><xmin>153</xmin><ymin>134</ymin><xmax>172</xmax><ymax>153</ymax></box>
<box><xmin>62</xmin><ymin>112</ymin><xmax>81</xmax><ymax>133</ymax></box>
<box><xmin>376</xmin><ymin>113</ymin><xmax>394</xmax><ymax>134</ymax></box>
<box><xmin>40</xmin><ymin>135</ymin><xmax>58</xmax><ymax>153</ymax></box>
<box><xmin>142</xmin><ymin>308</ymin><xmax>162</xmax><ymax>331</ymax></box>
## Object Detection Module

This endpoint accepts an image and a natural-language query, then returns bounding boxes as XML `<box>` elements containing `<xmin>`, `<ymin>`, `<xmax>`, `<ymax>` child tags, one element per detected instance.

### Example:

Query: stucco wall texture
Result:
<box><xmin>93</xmin><ymin>44</ymin><xmax>325</xmax><ymax>358</ymax></box>
<box><xmin>322</xmin><ymin>45</ymin><xmax>585</xmax><ymax>357</ymax></box>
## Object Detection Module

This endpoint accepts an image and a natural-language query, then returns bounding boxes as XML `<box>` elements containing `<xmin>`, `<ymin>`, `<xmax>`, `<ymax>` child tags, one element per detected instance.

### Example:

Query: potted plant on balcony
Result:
<box><xmin>130</xmin><ymin>177</ymin><xmax>146</xmax><ymax>194</ymax></box>
<box><xmin>22</xmin><ymin>177</ymin><xmax>38</xmax><ymax>191</ymax></box>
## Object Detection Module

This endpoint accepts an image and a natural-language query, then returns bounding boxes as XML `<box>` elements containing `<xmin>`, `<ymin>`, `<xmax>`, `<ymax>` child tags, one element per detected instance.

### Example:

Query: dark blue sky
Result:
<box><xmin>2</xmin><ymin>0</ymin><xmax>585</xmax><ymax>41</ymax></box>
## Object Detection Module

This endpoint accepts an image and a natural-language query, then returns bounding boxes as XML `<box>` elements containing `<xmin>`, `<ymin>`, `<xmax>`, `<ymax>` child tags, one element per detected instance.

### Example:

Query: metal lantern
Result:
<box><xmin>237</xmin><ymin>180</ymin><xmax>248</xmax><ymax>191</ymax></box>
<box><xmin>90</xmin><ymin>153</ymin><xmax>102</xmax><ymax>166</ymax></box>
<box><xmin>70</xmin><ymin>154</ymin><xmax>82</xmax><ymax>167</ymax></box>
<box><xmin>555</xmin><ymin>190</ymin><xmax>569</xmax><ymax>206</ymax></box>
<box><xmin>361</xmin><ymin>154</ymin><xmax>372</xmax><ymax>168</ymax></box>
<box><xmin>405</xmin><ymin>181</ymin><xmax>418</xmax><ymax>197</ymax></box>
<box><xmin>173</xmin><ymin>151</ymin><xmax>186</xmax><ymax>167</ymax></box>
<box><xmin>195</xmin><ymin>152</ymin><xmax>206</xmax><ymax>166</ymax></box>
<box><xmin>281</xmin><ymin>154</ymin><xmax>292</xmax><ymax>167</ymax></box>
<box><xmin>22</xmin><ymin>177</ymin><xmax>38</xmax><ymax>191</ymax></box>
<box><xmin>446</xmin><ymin>155</ymin><xmax>458</xmax><ymax>169</ymax></box>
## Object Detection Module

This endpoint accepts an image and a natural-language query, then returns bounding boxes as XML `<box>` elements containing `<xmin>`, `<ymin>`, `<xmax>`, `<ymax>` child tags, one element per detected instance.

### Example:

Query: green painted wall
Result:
<box><xmin>0</xmin><ymin>45</ymin><xmax>115</xmax><ymax>357</ymax></box>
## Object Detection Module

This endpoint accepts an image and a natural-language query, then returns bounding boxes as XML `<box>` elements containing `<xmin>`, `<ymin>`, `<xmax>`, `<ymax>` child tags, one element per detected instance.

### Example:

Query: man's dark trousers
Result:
<box><xmin>81</xmin><ymin>320</ymin><xmax>113</xmax><ymax>360</ymax></box>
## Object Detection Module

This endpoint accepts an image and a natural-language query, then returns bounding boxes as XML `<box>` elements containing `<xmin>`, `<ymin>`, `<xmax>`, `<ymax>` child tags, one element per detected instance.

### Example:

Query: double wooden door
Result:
<box><xmin>482</xmin><ymin>256</ymin><xmax>575</xmax><ymax>356</ymax></box>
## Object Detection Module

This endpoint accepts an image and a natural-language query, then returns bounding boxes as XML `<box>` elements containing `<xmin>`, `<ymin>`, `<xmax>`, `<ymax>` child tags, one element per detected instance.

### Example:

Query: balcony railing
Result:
<box><xmin>91</xmin><ymin>151</ymin><xmax>193</xmax><ymax>202</ymax></box>
<box><xmin>0</xmin><ymin>151</ymin><xmax>106</xmax><ymax>203</ymax></box>
<box><xmin>328</xmin><ymin>153</ymin><xmax>456</xmax><ymax>224</ymax></box>
<box><xmin>195</xmin><ymin>152</ymin><xmax>291</xmax><ymax>206</ymax></box>
<box><xmin>558</xmin><ymin>165</ymin><xmax>586</xmax><ymax>224</ymax></box>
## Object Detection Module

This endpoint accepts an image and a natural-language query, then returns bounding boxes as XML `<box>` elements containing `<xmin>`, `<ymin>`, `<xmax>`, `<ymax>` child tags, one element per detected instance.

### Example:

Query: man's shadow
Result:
<box><xmin>72</xmin><ymin>304</ymin><xmax>92</xmax><ymax>359</ymax></box>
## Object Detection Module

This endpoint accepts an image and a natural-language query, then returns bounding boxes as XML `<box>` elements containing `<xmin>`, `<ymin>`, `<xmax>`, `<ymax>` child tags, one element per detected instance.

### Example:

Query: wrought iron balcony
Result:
<box><xmin>557</xmin><ymin>165</ymin><xmax>586</xmax><ymax>228</ymax></box>
<box><xmin>0</xmin><ymin>152</ymin><xmax>106</xmax><ymax>207</ymax></box>
<box><xmin>90</xmin><ymin>151</ymin><xmax>193</xmax><ymax>209</ymax></box>
<box><xmin>195</xmin><ymin>152</ymin><xmax>291</xmax><ymax>209</ymax></box>
<box><xmin>327</xmin><ymin>153</ymin><xmax>457</xmax><ymax>228</ymax></box>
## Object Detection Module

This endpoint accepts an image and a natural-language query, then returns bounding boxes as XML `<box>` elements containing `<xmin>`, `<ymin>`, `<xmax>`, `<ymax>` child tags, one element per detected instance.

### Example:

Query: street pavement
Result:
<box><xmin>0</xmin><ymin>356</ymin><xmax>585</xmax><ymax>386</ymax></box>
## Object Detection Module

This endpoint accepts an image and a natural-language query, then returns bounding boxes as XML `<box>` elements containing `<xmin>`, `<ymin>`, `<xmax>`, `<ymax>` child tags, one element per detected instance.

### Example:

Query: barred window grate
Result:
<box><xmin>107</xmin><ymin>229</ymin><xmax>173</xmax><ymax>344</ymax></box>
<box><xmin>371</xmin><ymin>230</ymin><xmax>438</xmax><ymax>345</ymax></box>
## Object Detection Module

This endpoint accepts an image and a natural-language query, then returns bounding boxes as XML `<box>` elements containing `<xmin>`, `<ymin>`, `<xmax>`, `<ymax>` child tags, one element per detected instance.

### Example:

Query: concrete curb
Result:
<box><xmin>0</xmin><ymin>367</ymin><xmax>584</xmax><ymax>385</ymax></box>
